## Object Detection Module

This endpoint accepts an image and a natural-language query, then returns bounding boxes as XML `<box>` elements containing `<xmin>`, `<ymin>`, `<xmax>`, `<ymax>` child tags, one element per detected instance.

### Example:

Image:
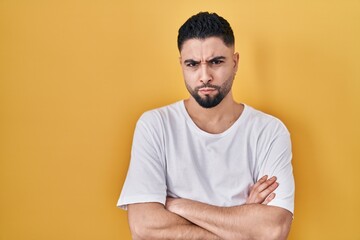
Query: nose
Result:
<box><xmin>199</xmin><ymin>64</ymin><xmax>212</xmax><ymax>84</ymax></box>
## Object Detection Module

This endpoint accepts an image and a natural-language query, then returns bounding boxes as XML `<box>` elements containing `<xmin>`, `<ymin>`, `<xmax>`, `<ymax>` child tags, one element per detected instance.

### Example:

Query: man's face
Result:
<box><xmin>180</xmin><ymin>37</ymin><xmax>239</xmax><ymax>108</ymax></box>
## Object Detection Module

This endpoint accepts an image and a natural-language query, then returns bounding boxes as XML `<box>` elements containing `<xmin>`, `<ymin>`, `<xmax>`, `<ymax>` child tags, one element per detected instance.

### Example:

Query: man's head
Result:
<box><xmin>178</xmin><ymin>12</ymin><xmax>238</xmax><ymax>109</ymax></box>
<box><xmin>177</xmin><ymin>12</ymin><xmax>235</xmax><ymax>52</ymax></box>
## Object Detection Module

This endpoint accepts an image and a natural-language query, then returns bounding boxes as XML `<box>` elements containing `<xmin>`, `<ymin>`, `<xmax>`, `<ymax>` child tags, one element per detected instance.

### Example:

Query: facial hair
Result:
<box><xmin>186</xmin><ymin>76</ymin><xmax>234</xmax><ymax>108</ymax></box>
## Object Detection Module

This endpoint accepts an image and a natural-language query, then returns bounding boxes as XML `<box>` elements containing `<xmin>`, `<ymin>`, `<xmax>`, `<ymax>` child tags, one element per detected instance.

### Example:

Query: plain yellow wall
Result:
<box><xmin>1</xmin><ymin>1</ymin><xmax>359</xmax><ymax>239</ymax></box>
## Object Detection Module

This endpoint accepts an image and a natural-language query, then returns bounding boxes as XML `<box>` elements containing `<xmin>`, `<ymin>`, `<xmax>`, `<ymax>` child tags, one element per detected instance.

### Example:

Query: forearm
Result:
<box><xmin>128</xmin><ymin>203</ymin><xmax>221</xmax><ymax>240</ymax></box>
<box><xmin>168</xmin><ymin>199</ymin><xmax>292</xmax><ymax>240</ymax></box>
<box><xmin>143</xmin><ymin>222</ymin><xmax>221</xmax><ymax>240</ymax></box>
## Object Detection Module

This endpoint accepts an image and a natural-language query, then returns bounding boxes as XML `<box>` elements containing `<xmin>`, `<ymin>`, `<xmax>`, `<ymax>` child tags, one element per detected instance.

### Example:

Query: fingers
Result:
<box><xmin>258</xmin><ymin>177</ymin><xmax>279</xmax><ymax>204</ymax></box>
<box><xmin>248</xmin><ymin>175</ymin><xmax>268</xmax><ymax>193</ymax></box>
<box><xmin>246</xmin><ymin>175</ymin><xmax>279</xmax><ymax>204</ymax></box>
<box><xmin>257</xmin><ymin>176</ymin><xmax>277</xmax><ymax>193</ymax></box>
<box><xmin>263</xmin><ymin>193</ymin><xmax>276</xmax><ymax>205</ymax></box>
<box><xmin>251</xmin><ymin>175</ymin><xmax>268</xmax><ymax>190</ymax></box>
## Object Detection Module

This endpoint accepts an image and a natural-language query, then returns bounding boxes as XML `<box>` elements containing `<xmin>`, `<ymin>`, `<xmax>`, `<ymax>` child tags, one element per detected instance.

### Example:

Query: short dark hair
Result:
<box><xmin>177</xmin><ymin>12</ymin><xmax>235</xmax><ymax>51</ymax></box>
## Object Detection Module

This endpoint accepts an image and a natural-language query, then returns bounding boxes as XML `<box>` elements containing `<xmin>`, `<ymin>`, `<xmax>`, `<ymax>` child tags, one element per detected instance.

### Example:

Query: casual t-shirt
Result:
<box><xmin>117</xmin><ymin>101</ymin><xmax>295</xmax><ymax>214</ymax></box>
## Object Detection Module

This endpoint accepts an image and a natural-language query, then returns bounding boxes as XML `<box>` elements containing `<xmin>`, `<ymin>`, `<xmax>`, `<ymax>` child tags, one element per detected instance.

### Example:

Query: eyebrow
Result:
<box><xmin>184</xmin><ymin>59</ymin><xmax>200</xmax><ymax>64</ymax></box>
<box><xmin>208</xmin><ymin>56</ymin><xmax>226</xmax><ymax>62</ymax></box>
<box><xmin>183</xmin><ymin>56</ymin><xmax>226</xmax><ymax>64</ymax></box>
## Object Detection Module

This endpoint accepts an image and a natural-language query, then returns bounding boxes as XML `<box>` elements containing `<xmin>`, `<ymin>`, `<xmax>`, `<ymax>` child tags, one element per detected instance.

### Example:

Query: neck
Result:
<box><xmin>184</xmin><ymin>92</ymin><xmax>243</xmax><ymax>134</ymax></box>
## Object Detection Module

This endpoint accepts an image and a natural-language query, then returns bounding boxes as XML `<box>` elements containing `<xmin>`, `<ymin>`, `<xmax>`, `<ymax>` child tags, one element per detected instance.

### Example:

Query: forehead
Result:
<box><xmin>180</xmin><ymin>37</ymin><xmax>234</xmax><ymax>60</ymax></box>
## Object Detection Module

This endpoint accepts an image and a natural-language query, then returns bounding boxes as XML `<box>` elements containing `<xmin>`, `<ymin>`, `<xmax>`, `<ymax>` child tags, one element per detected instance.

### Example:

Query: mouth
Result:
<box><xmin>198</xmin><ymin>87</ymin><xmax>217</xmax><ymax>95</ymax></box>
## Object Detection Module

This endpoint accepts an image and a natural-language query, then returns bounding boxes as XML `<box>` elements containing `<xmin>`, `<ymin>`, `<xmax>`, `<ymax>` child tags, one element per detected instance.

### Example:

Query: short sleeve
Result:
<box><xmin>117</xmin><ymin>113</ymin><xmax>167</xmax><ymax>210</ymax></box>
<box><xmin>258</xmin><ymin>132</ymin><xmax>295</xmax><ymax>215</ymax></box>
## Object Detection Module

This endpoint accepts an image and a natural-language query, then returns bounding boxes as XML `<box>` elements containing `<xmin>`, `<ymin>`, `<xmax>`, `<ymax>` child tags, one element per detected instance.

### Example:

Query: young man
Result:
<box><xmin>118</xmin><ymin>12</ymin><xmax>294</xmax><ymax>240</ymax></box>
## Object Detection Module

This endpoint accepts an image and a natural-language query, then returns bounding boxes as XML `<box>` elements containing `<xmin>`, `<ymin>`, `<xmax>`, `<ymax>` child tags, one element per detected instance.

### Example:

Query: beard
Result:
<box><xmin>186</xmin><ymin>77</ymin><xmax>234</xmax><ymax>109</ymax></box>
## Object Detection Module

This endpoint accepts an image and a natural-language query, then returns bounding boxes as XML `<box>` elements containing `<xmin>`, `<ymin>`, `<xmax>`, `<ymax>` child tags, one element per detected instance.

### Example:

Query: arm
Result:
<box><xmin>166</xmin><ymin>199</ymin><xmax>292</xmax><ymax>240</ymax></box>
<box><xmin>122</xmin><ymin>118</ymin><xmax>221</xmax><ymax>239</ymax></box>
<box><xmin>166</xmin><ymin>175</ymin><xmax>292</xmax><ymax>240</ymax></box>
<box><xmin>126</xmin><ymin>175</ymin><xmax>278</xmax><ymax>240</ymax></box>
<box><xmin>128</xmin><ymin>202</ymin><xmax>222</xmax><ymax>240</ymax></box>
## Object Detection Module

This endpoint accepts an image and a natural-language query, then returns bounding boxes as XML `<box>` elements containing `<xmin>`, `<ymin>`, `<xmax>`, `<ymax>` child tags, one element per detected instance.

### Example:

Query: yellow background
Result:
<box><xmin>1</xmin><ymin>1</ymin><xmax>359</xmax><ymax>239</ymax></box>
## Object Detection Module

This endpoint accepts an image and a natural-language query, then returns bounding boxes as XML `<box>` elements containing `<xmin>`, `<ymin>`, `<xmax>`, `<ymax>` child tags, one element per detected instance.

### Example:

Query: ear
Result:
<box><xmin>179</xmin><ymin>56</ymin><xmax>182</xmax><ymax>65</ymax></box>
<box><xmin>233</xmin><ymin>52</ymin><xmax>240</xmax><ymax>72</ymax></box>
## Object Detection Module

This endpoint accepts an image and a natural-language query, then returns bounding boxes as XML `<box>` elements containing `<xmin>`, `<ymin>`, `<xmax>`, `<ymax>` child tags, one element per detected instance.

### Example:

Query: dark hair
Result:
<box><xmin>177</xmin><ymin>12</ymin><xmax>235</xmax><ymax>51</ymax></box>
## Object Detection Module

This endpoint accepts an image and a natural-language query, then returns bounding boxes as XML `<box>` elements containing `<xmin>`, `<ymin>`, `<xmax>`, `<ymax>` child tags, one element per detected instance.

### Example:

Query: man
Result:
<box><xmin>118</xmin><ymin>12</ymin><xmax>294</xmax><ymax>240</ymax></box>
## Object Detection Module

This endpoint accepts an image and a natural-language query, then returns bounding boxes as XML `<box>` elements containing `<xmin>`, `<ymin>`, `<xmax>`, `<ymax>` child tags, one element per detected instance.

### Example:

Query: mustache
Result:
<box><xmin>195</xmin><ymin>83</ymin><xmax>220</xmax><ymax>91</ymax></box>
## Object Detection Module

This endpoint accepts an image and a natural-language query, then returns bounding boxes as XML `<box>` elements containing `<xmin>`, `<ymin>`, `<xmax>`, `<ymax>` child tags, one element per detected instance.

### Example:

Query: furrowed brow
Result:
<box><xmin>206</xmin><ymin>56</ymin><xmax>226</xmax><ymax>62</ymax></box>
<box><xmin>184</xmin><ymin>59</ymin><xmax>200</xmax><ymax>64</ymax></box>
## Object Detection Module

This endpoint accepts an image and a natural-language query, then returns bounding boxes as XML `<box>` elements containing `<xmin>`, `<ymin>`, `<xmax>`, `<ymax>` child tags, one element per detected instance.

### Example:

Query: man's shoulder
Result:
<box><xmin>138</xmin><ymin>100</ymin><xmax>184</xmax><ymax>125</ymax></box>
<box><xmin>245</xmin><ymin>105</ymin><xmax>279</xmax><ymax>122</ymax></box>
<box><xmin>243</xmin><ymin>104</ymin><xmax>290</xmax><ymax>135</ymax></box>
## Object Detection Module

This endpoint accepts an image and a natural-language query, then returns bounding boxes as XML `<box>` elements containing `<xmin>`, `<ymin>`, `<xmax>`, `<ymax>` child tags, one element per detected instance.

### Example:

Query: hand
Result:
<box><xmin>165</xmin><ymin>197</ymin><xmax>182</xmax><ymax>214</ymax></box>
<box><xmin>246</xmin><ymin>175</ymin><xmax>279</xmax><ymax>205</ymax></box>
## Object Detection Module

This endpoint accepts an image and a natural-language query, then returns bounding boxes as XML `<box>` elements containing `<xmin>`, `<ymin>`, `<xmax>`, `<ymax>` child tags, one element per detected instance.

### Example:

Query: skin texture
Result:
<box><xmin>128</xmin><ymin>175</ymin><xmax>282</xmax><ymax>240</ymax></box>
<box><xmin>128</xmin><ymin>203</ymin><xmax>221</xmax><ymax>240</ymax></box>
<box><xmin>165</xmin><ymin>176</ymin><xmax>292</xmax><ymax>240</ymax></box>
<box><xmin>165</xmin><ymin>198</ymin><xmax>292</xmax><ymax>240</ymax></box>
<box><xmin>180</xmin><ymin>37</ymin><xmax>242</xmax><ymax>134</ymax></box>
<box><xmin>127</xmin><ymin>37</ymin><xmax>293</xmax><ymax>239</ymax></box>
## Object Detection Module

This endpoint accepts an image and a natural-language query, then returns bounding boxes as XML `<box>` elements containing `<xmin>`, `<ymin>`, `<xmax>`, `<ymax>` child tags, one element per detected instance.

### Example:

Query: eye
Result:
<box><xmin>210</xmin><ymin>59</ymin><xmax>223</xmax><ymax>65</ymax></box>
<box><xmin>185</xmin><ymin>61</ymin><xmax>198</xmax><ymax>67</ymax></box>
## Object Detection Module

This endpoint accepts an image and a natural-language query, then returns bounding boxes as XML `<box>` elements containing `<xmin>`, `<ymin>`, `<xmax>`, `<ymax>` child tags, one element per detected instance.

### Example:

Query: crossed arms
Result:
<box><xmin>128</xmin><ymin>175</ymin><xmax>293</xmax><ymax>240</ymax></box>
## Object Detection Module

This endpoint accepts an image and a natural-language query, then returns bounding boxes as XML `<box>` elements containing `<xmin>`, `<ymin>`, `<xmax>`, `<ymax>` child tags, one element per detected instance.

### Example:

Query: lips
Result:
<box><xmin>198</xmin><ymin>87</ymin><xmax>216</xmax><ymax>95</ymax></box>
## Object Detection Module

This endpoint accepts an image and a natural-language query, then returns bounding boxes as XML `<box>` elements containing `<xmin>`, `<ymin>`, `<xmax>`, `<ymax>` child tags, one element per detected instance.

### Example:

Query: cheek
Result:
<box><xmin>182</xmin><ymin>72</ymin><xmax>192</xmax><ymax>88</ymax></box>
<box><xmin>216</xmin><ymin>67</ymin><xmax>235</xmax><ymax>79</ymax></box>
<box><xmin>211</xmin><ymin>70</ymin><xmax>225</xmax><ymax>82</ymax></box>
<box><xmin>182</xmin><ymin>69</ymin><xmax>198</xmax><ymax>82</ymax></box>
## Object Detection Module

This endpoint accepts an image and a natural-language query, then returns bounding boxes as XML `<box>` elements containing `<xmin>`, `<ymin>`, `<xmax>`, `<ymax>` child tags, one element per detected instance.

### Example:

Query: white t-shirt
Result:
<box><xmin>117</xmin><ymin>101</ymin><xmax>295</xmax><ymax>214</ymax></box>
